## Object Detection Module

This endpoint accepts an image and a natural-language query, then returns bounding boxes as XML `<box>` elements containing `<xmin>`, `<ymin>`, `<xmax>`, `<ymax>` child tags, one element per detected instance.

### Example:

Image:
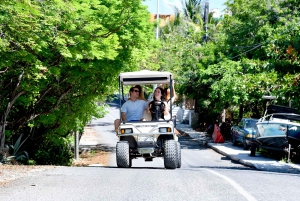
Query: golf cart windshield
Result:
<box><xmin>118</xmin><ymin>70</ymin><xmax>174</xmax><ymax>122</ymax></box>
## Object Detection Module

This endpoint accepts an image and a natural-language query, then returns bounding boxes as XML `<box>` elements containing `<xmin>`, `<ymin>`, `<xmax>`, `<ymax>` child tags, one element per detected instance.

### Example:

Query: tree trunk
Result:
<box><xmin>238</xmin><ymin>104</ymin><xmax>243</xmax><ymax>122</ymax></box>
<box><xmin>0</xmin><ymin>71</ymin><xmax>25</xmax><ymax>148</ymax></box>
<box><xmin>252</xmin><ymin>102</ymin><xmax>260</xmax><ymax>118</ymax></box>
<box><xmin>0</xmin><ymin>92</ymin><xmax>25</xmax><ymax>148</ymax></box>
<box><xmin>221</xmin><ymin>109</ymin><xmax>226</xmax><ymax>123</ymax></box>
<box><xmin>0</xmin><ymin>115</ymin><xmax>7</xmax><ymax>149</ymax></box>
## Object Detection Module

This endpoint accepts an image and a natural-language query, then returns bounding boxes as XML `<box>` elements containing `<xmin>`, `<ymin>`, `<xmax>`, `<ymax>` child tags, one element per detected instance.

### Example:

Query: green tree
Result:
<box><xmin>222</xmin><ymin>0</ymin><xmax>300</xmax><ymax>109</ymax></box>
<box><xmin>0</xmin><ymin>0</ymin><xmax>155</xmax><ymax>163</ymax></box>
<box><xmin>182</xmin><ymin>0</ymin><xmax>204</xmax><ymax>25</ymax></box>
<box><xmin>157</xmin><ymin>0</ymin><xmax>300</xmax><ymax>124</ymax></box>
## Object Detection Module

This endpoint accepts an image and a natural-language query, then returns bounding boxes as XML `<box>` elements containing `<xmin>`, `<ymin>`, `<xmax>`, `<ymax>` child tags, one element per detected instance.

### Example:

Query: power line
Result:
<box><xmin>223</xmin><ymin>21</ymin><xmax>300</xmax><ymax>61</ymax></box>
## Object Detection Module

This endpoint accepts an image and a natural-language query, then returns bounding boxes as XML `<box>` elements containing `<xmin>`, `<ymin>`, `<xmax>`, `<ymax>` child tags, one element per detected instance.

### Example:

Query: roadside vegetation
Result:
<box><xmin>1</xmin><ymin>0</ymin><xmax>300</xmax><ymax>165</ymax></box>
<box><xmin>158</xmin><ymin>0</ymin><xmax>300</xmax><ymax>123</ymax></box>
<box><xmin>0</xmin><ymin>0</ymin><xmax>157</xmax><ymax>165</ymax></box>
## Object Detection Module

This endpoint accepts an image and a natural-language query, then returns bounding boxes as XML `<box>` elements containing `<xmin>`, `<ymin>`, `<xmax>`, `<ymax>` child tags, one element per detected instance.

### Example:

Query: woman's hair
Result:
<box><xmin>134</xmin><ymin>85</ymin><xmax>145</xmax><ymax>100</ymax></box>
<box><xmin>164</xmin><ymin>88</ymin><xmax>170</xmax><ymax>101</ymax></box>
<box><xmin>164</xmin><ymin>85</ymin><xmax>177</xmax><ymax>103</ymax></box>
<box><xmin>153</xmin><ymin>87</ymin><xmax>165</xmax><ymax>101</ymax></box>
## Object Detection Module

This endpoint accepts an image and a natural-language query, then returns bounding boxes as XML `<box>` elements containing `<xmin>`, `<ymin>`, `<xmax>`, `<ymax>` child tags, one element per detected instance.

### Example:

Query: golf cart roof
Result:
<box><xmin>119</xmin><ymin>70</ymin><xmax>172</xmax><ymax>85</ymax></box>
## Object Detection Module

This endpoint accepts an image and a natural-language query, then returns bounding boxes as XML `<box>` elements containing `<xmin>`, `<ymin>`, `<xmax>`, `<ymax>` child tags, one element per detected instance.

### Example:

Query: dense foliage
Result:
<box><xmin>0</xmin><ymin>0</ymin><xmax>156</xmax><ymax>164</ymax></box>
<box><xmin>1</xmin><ymin>0</ymin><xmax>300</xmax><ymax>165</ymax></box>
<box><xmin>157</xmin><ymin>0</ymin><xmax>300</xmax><ymax>123</ymax></box>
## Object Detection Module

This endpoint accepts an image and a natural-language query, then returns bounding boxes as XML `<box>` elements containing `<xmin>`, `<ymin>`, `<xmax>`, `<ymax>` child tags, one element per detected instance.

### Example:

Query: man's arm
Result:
<box><xmin>121</xmin><ymin>112</ymin><xmax>127</xmax><ymax>121</ymax></box>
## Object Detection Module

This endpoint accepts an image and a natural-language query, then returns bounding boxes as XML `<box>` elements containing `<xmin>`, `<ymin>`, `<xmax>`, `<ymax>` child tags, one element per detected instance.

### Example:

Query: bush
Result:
<box><xmin>34</xmin><ymin>134</ymin><xmax>73</xmax><ymax>166</ymax></box>
<box><xmin>1</xmin><ymin>134</ymin><xmax>29</xmax><ymax>165</ymax></box>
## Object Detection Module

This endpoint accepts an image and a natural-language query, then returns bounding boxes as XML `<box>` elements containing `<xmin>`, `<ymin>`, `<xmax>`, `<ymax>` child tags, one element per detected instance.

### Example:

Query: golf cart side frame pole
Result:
<box><xmin>286</xmin><ymin>124</ymin><xmax>291</xmax><ymax>163</ymax></box>
<box><xmin>170</xmin><ymin>74</ymin><xmax>173</xmax><ymax>118</ymax></box>
<box><xmin>118</xmin><ymin>76</ymin><xmax>122</xmax><ymax>122</ymax></box>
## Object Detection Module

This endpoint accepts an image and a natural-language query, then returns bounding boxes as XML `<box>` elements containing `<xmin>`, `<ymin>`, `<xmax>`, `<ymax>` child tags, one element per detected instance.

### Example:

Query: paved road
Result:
<box><xmin>89</xmin><ymin>102</ymin><xmax>251</xmax><ymax>170</ymax></box>
<box><xmin>177</xmin><ymin>124</ymin><xmax>300</xmax><ymax>174</ymax></box>
<box><xmin>1</xmin><ymin>105</ymin><xmax>300</xmax><ymax>201</ymax></box>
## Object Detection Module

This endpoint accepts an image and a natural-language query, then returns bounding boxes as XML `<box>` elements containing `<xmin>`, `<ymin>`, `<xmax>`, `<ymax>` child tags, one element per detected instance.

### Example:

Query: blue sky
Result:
<box><xmin>143</xmin><ymin>0</ymin><xmax>227</xmax><ymax>15</ymax></box>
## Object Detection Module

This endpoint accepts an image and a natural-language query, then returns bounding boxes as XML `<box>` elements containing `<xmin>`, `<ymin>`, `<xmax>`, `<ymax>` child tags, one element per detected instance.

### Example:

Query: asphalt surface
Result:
<box><xmin>79</xmin><ymin>119</ymin><xmax>300</xmax><ymax>174</ymax></box>
<box><xmin>176</xmin><ymin>123</ymin><xmax>300</xmax><ymax>174</ymax></box>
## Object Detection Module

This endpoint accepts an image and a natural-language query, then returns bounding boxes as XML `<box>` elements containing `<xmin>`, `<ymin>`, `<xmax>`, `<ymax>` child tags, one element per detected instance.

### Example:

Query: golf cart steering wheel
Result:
<box><xmin>149</xmin><ymin>101</ymin><xmax>165</xmax><ymax>121</ymax></box>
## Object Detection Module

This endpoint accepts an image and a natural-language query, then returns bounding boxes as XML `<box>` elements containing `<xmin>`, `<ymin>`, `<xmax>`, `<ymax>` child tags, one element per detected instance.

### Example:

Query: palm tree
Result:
<box><xmin>160</xmin><ymin>0</ymin><xmax>204</xmax><ymax>38</ymax></box>
<box><xmin>182</xmin><ymin>0</ymin><xmax>204</xmax><ymax>25</ymax></box>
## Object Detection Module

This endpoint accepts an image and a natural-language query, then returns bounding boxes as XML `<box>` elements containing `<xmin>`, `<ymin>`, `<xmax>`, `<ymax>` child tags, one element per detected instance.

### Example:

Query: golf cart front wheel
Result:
<box><xmin>116</xmin><ymin>141</ymin><xmax>131</xmax><ymax>168</ymax></box>
<box><xmin>164</xmin><ymin>140</ymin><xmax>178</xmax><ymax>169</ymax></box>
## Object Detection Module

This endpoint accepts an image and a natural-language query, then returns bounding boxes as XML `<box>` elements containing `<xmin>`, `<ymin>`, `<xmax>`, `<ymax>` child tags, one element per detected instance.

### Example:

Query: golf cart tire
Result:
<box><xmin>116</xmin><ymin>141</ymin><xmax>130</xmax><ymax>168</ymax></box>
<box><xmin>164</xmin><ymin>140</ymin><xmax>178</xmax><ymax>169</ymax></box>
<box><xmin>177</xmin><ymin>142</ymin><xmax>181</xmax><ymax>168</ymax></box>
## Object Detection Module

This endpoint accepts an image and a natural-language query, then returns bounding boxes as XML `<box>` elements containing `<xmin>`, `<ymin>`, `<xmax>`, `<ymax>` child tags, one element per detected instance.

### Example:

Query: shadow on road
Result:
<box><xmin>178</xmin><ymin>135</ymin><xmax>209</xmax><ymax>150</ymax></box>
<box><xmin>86</xmin><ymin>122</ymin><xmax>114</xmax><ymax>127</ymax></box>
<box><xmin>79</xmin><ymin>144</ymin><xmax>115</xmax><ymax>152</ymax></box>
<box><xmin>83</xmin><ymin>165</ymin><xmax>254</xmax><ymax>171</ymax></box>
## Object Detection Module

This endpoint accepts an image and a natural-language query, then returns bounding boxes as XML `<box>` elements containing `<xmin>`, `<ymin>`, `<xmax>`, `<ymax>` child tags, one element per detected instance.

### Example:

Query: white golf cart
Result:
<box><xmin>116</xmin><ymin>70</ymin><xmax>181</xmax><ymax>169</ymax></box>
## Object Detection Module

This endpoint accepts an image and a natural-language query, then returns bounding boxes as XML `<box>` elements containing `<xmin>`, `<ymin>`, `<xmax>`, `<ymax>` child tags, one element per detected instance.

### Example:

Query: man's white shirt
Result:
<box><xmin>121</xmin><ymin>99</ymin><xmax>148</xmax><ymax>121</ymax></box>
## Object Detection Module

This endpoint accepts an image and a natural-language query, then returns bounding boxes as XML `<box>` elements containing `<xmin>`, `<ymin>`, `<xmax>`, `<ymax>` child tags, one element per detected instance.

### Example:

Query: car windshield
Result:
<box><xmin>245</xmin><ymin>120</ymin><xmax>257</xmax><ymax>128</ymax></box>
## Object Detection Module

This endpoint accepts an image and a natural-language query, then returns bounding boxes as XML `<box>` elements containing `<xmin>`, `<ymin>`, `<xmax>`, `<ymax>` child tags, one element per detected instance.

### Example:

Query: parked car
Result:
<box><xmin>250</xmin><ymin>105</ymin><xmax>300</xmax><ymax>159</ymax></box>
<box><xmin>231</xmin><ymin>118</ymin><xmax>258</xmax><ymax>150</ymax></box>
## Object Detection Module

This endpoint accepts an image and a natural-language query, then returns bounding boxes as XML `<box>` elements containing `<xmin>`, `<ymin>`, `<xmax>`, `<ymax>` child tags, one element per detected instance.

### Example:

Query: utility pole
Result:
<box><xmin>156</xmin><ymin>0</ymin><xmax>159</xmax><ymax>40</ymax></box>
<box><xmin>74</xmin><ymin>131</ymin><xmax>79</xmax><ymax>160</ymax></box>
<box><xmin>153</xmin><ymin>0</ymin><xmax>159</xmax><ymax>92</ymax></box>
<box><xmin>204</xmin><ymin>2</ymin><xmax>209</xmax><ymax>42</ymax></box>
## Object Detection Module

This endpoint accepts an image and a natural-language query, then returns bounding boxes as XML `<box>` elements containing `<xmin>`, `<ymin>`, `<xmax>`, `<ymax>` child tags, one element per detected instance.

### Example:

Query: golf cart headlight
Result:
<box><xmin>121</xmin><ymin>128</ymin><xmax>133</xmax><ymax>134</ymax></box>
<box><xmin>246</xmin><ymin>134</ymin><xmax>251</xmax><ymax>138</ymax></box>
<box><xmin>159</xmin><ymin>127</ymin><xmax>171</xmax><ymax>133</ymax></box>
